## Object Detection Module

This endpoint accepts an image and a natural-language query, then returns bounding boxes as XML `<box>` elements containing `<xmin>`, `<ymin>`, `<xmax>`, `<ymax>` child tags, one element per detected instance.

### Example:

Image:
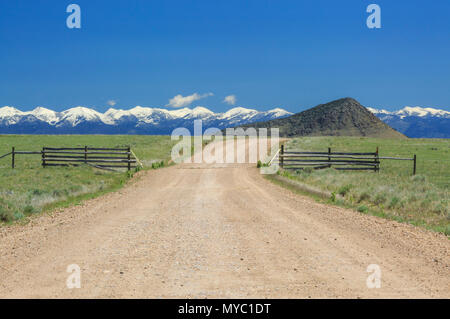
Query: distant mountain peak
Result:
<box><xmin>192</xmin><ymin>106</ymin><xmax>213</xmax><ymax>113</ymax></box>
<box><xmin>29</xmin><ymin>106</ymin><xmax>59</xmax><ymax>124</ymax></box>
<box><xmin>32</xmin><ymin>106</ymin><xmax>52</xmax><ymax>112</ymax></box>
<box><xmin>0</xmin><ymin>106</ymin><xmax>21</xmax><ymax>116</ymax></box>
<box><xmin>397</xmin><ymin>106</ymin><xmax>450</xmax><ymax>118</ymax></box>
<box><xmin>268</xmin><ymin>107</ymin><xmax>287</xmax><ymax>112</ymax></box>
<box><xmin>224</xmin><ymin>106</ymin><xmax>257</xmax><ymax>115</ymax></box>
<box><xmin>366</xmin><ymin>107</ymin><xmax>391</xmax><ymax>114</ymax></box>
<box><xmin>336</xmin><ymin>97</ymin><xmax>358</xmax><ymax>103</ymax></box>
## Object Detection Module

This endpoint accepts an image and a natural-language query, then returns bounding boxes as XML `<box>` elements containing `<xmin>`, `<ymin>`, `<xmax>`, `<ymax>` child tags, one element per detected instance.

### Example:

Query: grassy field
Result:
<box><xmin>276</xmin><ymin>137</ymin><xmax>449</xmax><ymax>235</ymax></box>
<box><xmin>0</xmin><ymin>135</ymin><xmax>177</xmax><ymax>223</ymax></box>
<box><xmin>2</xmin><ymin>134</ymin><xmax>449</xmax><ymax>235</ymax></box>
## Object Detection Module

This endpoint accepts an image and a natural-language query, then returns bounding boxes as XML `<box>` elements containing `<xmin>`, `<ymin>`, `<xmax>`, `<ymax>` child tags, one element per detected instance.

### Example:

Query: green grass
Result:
<box><xmin>0</xmin><ymin>135</ymin><xmax>177</xmax><ymax>223</ymax></box>
<box><xmin>279</xmin><ymin>137</ymin><xmax>450</xmax><ymax>235</ymax></box>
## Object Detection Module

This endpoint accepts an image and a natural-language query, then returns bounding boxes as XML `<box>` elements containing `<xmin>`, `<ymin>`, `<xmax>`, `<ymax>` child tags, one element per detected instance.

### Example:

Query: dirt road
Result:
<box><xmin>0</xmin><ymin>146</ymin><xmax>449</xmax><ymax>298</ymax></box>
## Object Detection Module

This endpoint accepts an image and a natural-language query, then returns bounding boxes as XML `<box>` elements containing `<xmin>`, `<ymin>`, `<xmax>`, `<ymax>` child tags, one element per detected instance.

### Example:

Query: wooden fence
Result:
<box><xmin>1</xmin><ymin>146</ymin><xmax>141</xmax><ymax>171</ymax></box>
<box><xmin>0</xmin><ymin>147</ymin><xmax>42</xmax><ymax>169</ymax></box>
<box><xmin>277</xmin><ymin>145</ymin><xmax>417</xmax><ymax>175</ymax></box>
<box><xmin>42</xmin><ymin>146</ymin><xmax>137</xmax><ymax>170</ymax></box>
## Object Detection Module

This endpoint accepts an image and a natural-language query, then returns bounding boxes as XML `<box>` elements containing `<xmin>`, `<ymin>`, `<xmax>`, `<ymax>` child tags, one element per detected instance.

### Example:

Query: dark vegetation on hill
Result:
<box><xmin>238</xmin><ymin>98</ymin><xmax>406</xmax><ymax>138</ymax></box>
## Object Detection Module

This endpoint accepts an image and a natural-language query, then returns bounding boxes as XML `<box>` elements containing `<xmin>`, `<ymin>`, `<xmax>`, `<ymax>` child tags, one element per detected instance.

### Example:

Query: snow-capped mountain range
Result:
<box><xmin>367</xmin><ymin>106</ymin><xmax>450</xmax><ymax>118</ymax></box>
<box><xmin>1</xmin><ymin>104</ymin><xmax>448</xmax><ymax>137</ymax></box>
<box><xmin>0</xmin><ymin>105</ymin><xmax>292</xmax><ymax>134</ymax></box>
<box><xmin>367</xmin><ymin>106</ymin><xmax>450</xmax><ymax>138</ymax></box>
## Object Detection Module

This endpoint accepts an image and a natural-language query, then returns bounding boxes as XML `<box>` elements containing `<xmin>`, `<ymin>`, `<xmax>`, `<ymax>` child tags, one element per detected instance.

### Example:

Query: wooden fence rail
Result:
<box><xmin>0</xmin><ymin>146</ymin><xmax>142</xmax><ymax>171</ymax></box>
<box><xmin>42</xmin><ymin>146</ymin><xmax>137</xmax><ymax>170</ymax></box>
<box><xmin>276</xmin><ymin>145</ymin><xmax>417</xmax><ymax>175</ymax></box>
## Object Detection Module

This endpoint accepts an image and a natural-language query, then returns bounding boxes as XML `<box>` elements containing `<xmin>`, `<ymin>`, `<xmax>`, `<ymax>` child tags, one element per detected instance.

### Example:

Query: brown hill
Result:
<box><xmin>240</xmin><ymin>97</ymin><xmax>406</xmax><ymax>138</ymax></box>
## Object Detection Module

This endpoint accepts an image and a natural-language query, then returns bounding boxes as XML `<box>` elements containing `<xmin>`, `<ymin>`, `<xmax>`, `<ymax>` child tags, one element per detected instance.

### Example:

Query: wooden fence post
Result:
<box><xmin>328</xmin><ymin>147</ymin><xmax>331</xmax><ymax>168</ymax></box>
<box><xmin>42</xmin><ymin>147</ymin><xmax>46</xmax><ymax>168</ymax></box>
<box><xmin>413</xmin><ymin>154</ymin><xmax>416</xmax><ymax>175</ymax></box>
<box><xmin>375</xmin><ymin>146</ymin><xmax>379</xmax><ymax>173</ymax></box>
<box><xmin>280</xmin><ymin>144</ymin><xmax>284</xmax><ymax>168</ymax></box>
<box><xmin>127</xmin><ymin>146</ymin><xmax>131</xmax><ymax>171</ymax></box>
<box><xmin>11</xmin><ymin>147</ymin><xmax>15</xmax><ymax>169</ymax></box>
<box><xmin>84</xmin><ymin>146</ymin><xmax>88</xmax><ymax>164</ymax></box>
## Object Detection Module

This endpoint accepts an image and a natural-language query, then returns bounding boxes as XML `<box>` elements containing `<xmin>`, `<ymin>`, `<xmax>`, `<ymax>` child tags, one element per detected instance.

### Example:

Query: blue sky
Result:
<box><xmin>1</xmin><ymin>0</ymin><xmax>449</xmax><ymax>113</ymax></box>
